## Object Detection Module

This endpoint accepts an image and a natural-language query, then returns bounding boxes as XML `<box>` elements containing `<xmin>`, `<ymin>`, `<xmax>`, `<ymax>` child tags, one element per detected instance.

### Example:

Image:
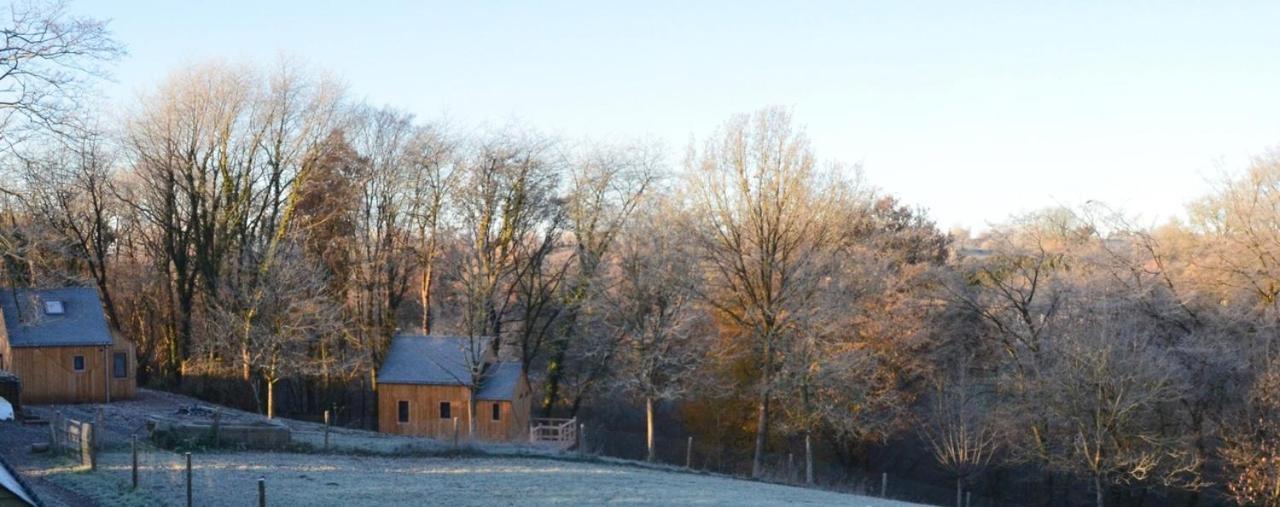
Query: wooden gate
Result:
<box><xmin>529</xmin><ymin>417</ymin><xmax>577</xmax><ymax>449</ymax></box>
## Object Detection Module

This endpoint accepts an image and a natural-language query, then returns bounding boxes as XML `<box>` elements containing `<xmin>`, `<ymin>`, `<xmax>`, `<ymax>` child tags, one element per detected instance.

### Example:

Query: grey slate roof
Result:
<box><xmin>0</xmin><ymin>288</ymin><xmax>113</xmax><ymax>348</ymax></box>
<box><xmin>377</xmin><ymin>335</ymin><xmax>522</xmax><ymax>401</ymax></box>
<box><xmin>476</xmin><ymin>362</ymin><xmax>522</xmax><ymax>401</ymax></box>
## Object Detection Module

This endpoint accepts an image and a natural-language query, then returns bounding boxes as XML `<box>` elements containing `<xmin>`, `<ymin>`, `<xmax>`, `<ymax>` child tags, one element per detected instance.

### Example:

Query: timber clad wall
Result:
<box><xmin>379</xmin><ymin>384</ymin><xmax>473</xmax><ymax>437</ymax></box>
<box><xmin>378</xmin><ymin>376</ymin><xmax>533</xmax><ymax>442</ymax></box>
<box><xmin>9</xmin><ymin>345</ymin><xmax>108</xmax><ymax>403</ymax></box>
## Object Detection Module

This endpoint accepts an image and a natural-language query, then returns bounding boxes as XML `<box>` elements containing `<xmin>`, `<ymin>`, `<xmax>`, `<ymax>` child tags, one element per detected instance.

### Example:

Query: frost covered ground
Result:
<box><xmin>83</xmin><ymin>452</ymin><xmax>926</xmax><ymax>506</ymax></box>
<box><xmin>0</xmin><ymin>390</ymin><xmax>928</xmax><ymax>506</ymax></box>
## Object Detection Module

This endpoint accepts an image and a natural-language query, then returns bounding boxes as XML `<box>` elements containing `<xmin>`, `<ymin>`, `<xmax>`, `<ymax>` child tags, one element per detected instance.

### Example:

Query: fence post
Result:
<box><xmin>685</xmin><ymin>436</ymin><xmax>693</xmax><ymax>469</ymax></box>
<box><xmin>452</xmin><ymin>417</ymin><xmax>459</xmax><ymax>448</ymax></box>
<box><xmin>131</xmin><ymin>435</ymin><xmax>138</xmax><ymax>490</ymax></box>
<box><xmin>258</xmin><ymin>476</ymin><xmax>266</xmax><ymax>507</ymax></box>
<box><xmin>48</xmin><ymin>413</ymin><xmax>58</xmax><ymax>454</ymax></box>
<box><xmin>579</xmin><ymin>424</ymin><xmax>587</xmax><ymax>455</ymax></box>
<box><xmin>212</xmin><ymin>409</ymin><xmax>221</xmax><ymax>446</ymax></box>
<box><xmin>880</xmin><ymin>472</ymin><xmax>887</xmax><ymax>498</ymax></box>
<box><xmin>788</xmin><ymin>454</ymin><xmax>795</xmax><ymax>482</ymax></box>
<box><xmin>185</xmin><ymin>452</ymin><xmax>192</xmax><ymax>507</ymax></box>
<box><xmin>81</xmin><ymin>422</ymin><xmax>96</xmax><ymax>470</ymax></box>
<box><xmin>323</xmin><ymin>410</ymin><xmax>331</xmax><ymax>450</ymax></box>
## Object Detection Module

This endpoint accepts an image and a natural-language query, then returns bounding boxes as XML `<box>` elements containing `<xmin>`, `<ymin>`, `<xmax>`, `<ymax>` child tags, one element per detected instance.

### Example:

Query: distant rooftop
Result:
<box><xmin>0</xmin><ymin>287</ymin><xmax>113</xmax><ymax>348</ymax></box>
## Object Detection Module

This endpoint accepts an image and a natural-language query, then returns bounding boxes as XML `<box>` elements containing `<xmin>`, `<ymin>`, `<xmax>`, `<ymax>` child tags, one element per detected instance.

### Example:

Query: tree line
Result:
<box><xmin>3</xmin><ymin>3</ymin><xmax>1280</xmax><ymax>506</ymax></box>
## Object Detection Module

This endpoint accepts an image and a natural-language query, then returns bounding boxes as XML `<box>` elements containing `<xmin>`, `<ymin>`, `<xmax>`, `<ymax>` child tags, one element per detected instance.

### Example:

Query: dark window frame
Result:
<box><xmin>72</xmin><ymin>355</ymin><xmax>85</xmax><ymax>372</ymax></box>
<box><xmin>491</xmin><ymin>402</ymin><xmax>501</xmax><ymax>422</ymax></box>
<box><xmin>397</xmin><ymin>400</ymin><xmax>410</xmax><ymax>423</ymax></box>
<box><xmin>439</xmin><ymin>401</ymin><xmax>452</xmax><ymax>420</ymax></box>
<box><xmin>112</xmin><ymin>352</ymin><xmax>128</xmax><ymax>379</ymax></box>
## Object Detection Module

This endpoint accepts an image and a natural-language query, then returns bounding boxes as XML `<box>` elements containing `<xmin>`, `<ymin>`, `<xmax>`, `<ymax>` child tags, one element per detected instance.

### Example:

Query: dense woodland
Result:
<box><xmin>4</xmin><ymin>3</ymin><xmax>1280</xmax><ymax>506</ymax></box>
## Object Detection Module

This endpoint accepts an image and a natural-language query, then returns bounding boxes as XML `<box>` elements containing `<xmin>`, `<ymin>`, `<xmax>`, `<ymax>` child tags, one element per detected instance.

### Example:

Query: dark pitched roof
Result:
<box><xmin>0</xmin><ymin>453</ymin><xmax>40</xmax><ymax>506</ymax></box>
<box><xmin>377</xmin><ymin>335</ymin><xmax>491</xmax><ymax>386</ymax></box>
<box><xmin>476</xmin><ymin>362</ymin><xmax>522</xmax><ymax>401</ymax></box>
<box><xmin>0</xmin><ymin>288</ymin><xmax>113</xmax><ymax>348</ymax></box>
<box><xmin>377</xmin><ymin>335</ymin><xmax>522</xmax><ymax>401</ymax></box>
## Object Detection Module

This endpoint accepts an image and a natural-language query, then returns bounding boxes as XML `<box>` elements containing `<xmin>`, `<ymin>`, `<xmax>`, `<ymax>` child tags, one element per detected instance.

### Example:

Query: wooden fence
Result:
<box><xmin>529</xmin><ymin>417</ymin><xmax>577</xmax><ymax>449</ymax></box>
<box><xmin>47</xmin><ymin>411</ymin><xmax>100</xmax><ymax>469</ymax></box>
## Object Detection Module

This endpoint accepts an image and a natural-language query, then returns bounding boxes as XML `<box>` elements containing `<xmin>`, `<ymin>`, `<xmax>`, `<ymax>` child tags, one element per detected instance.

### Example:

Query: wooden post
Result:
<box><xmin>48</xmin><ymin>413</ymin><xmax>58</xmax><ymax>454</ymax></box>
<box><xmin>452</xmin><ymin>417</ymin><xmax>459</xmax><ymax>448</ymax></box>
<box><xmin>131</xmin><ymin>435</ymin><xmax>138</xmax><ymax>490</ymax></box>
<box><xmin>257</xmin><ymin>476</ymin><xmax>266</xmax><ymax>507</ymax></box>
<box><xmin>94</xmin><ymin>408</ymin><xmax>104</xmax><ymax>451</ymax></box>
<box><xmin>212</xmin><ymin>409</ymin><xmax>221</xmax><ymax>446</ymax></box>
<box><xmin>788</xmin><ymin>453</ymin><xmax>794</xmax><ymax>481</ymax></box>
<box><xmin>880</xmin><ymin>472</ymin><xmax>888</xmax><ymax>498</ymax></box>
<box><xmin>579</xmin><ymin>424</ymin><xmax>587</xmax><ymax>455</ymax></box>
<box><xmin>685</xmin><ymin>436</ymin><xmax>693</xmax><ymax>469</ymax></box>
<box><xmin>323</xmin><ymin>410</ymin><xmax>331</xmax><ymax>450</ymax></box>
<box><xmin>965</xmin><ymin>491</ymin><xmax>971</xmax><ymax>507</ymax></box>
<box><xmin>81</xmin><ymin>422</ymin><xmax>96</xmax><ymax>470</ymax></box>
<box><xmin>185</xmin><ymin>452</ymin><xmax>192</xmax><ymax>507</ymax></box>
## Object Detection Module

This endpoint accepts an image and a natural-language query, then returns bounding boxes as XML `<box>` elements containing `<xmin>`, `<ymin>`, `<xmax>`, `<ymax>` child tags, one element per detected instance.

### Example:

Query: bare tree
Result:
<box><xmin>206</xmin><ymin>242</ymin><xmax>344</xmax><ymax>418</ymax></box>
<box><xmin>0</xmin><ymin>0</ymin><xmax>123</xmax><ymax>151</ymax></box>
<box><xmin>688</xmin><ymin>107</ymin><xmax>845</xmax><ymax>478</ymax></box>
<box><xmin>608</xmin><ymin>195</ymin><xmax>705</xmax><ymax>461</ymax></box>
<box><xmin>451</xmin><ymin>128</ymin><xmax>560</xmax><ymax>355</ymax></box>
<box><xmin>543</xmin><ymin>140</ymin><xmax>659</xmax><ymax>416</ymax></box>
<box><xmin>921</xmin><ymin>364</ymin><xmax>999</xmax><ymax>507</ymax></box>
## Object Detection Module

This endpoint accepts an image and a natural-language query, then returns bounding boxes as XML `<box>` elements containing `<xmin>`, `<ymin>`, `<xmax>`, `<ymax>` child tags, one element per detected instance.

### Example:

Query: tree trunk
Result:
<box><xmin>752</xmin><ymin>341</ymin><xmax>772</xmax><ymax>479</ymax></box>
<box><xmin>267</xmin><ymin>378</ymin><xmax>276</xmax><ymax>419</ymax></box>
<box><xmin>751</xmin><ymin>388</ymin><xmax>770</xmax><ymax>478</ymax></box>
<box><xmin>420</xmin><ymin>261</ymin><xmax>433</xmax><ymax>334</ymax></box>
<box><xmin>957</xmin><ymin>476</ymin><xmax>963</xmax><ymax>507</ymax></box>
<box><xmin>468</xmin><ymin>391</ymin><xmax>477</xmax><ymax>440</ymax></box>
<box><xmin>805</xmin><ymin>432</ymin><xmax>814</xmax><ymax>485</ymax></box>
<box><xmin>646</xmin><ymin>397</ymin><xmax>656</xmax><ymax>462</ymax></box>
<box><xmin>541</xmin><ymin>347</ymin><xmax>566</xmax><ymax>417</ymax></box>
<box><xmin>1094</xmin><ymin>474</ymin><xmax>1104</xmax><ymax>507</ymax></box>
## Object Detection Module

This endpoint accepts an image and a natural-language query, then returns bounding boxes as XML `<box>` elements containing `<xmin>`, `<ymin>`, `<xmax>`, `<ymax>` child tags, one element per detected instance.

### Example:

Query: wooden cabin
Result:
<box><xmin>0</xmin><ymin>287</ymin><xmax>136</xmax><ymax>405</ymax></box>
<box><xmin>376</xmin><ymin>335</ymin><xmax>531</xmax><ymax>442</ymax></box>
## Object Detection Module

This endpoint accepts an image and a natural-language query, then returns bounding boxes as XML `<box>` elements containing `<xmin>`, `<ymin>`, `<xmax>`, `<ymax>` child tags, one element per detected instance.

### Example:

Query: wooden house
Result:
<box><xmin>376</xmin><ymin>335</ymin><xmax>531</xmax><ymax>442</ymax></box>
<box><xmin>0</xmin><ymin>288</ymin><xmax>136</xmax><ymax>404</ymax></box>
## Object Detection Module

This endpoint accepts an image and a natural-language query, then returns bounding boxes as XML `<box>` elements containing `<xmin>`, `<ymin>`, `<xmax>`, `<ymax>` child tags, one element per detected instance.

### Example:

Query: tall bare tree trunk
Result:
<box><xmin>468</xmin><ymin>390</ymin><xmax>477</xmax><ymax>439</ymax></box>
<box><xmin>957</xmin><ymin>476</ymin><xmax>963</xmax><ymax>507</ymax></box>
<box><xmin>1094</xmin><ymin>474</ymin><xmax>1104</xmax><ymax>507</ymax></box>
<box><xmin>752</xmin><ymin>388</ymin><xmax>770</xmax><ymax>478</ymax></box>
<box><xmin>646</xmin><ymin>397</ymin><xmax>656</xmax><ymax>462</ymax></box>
<box><xmin>752</xmin><ymin>341</ymin><xmax>772</xmax><ymax>479</ymax></box>
<box><xmin>805</xmin><ymin>432</ymin><xmax>814</xmax><ymax>485</ymax></box>
<box><xmin>420</xmin><ymin>264</ymin><xmax>433</xmax><ymax>334</ymax></box>
<box><xmin>267</xmin><ymin>378</ymin><xmax>276</xmax><ymax>419</ymax></box>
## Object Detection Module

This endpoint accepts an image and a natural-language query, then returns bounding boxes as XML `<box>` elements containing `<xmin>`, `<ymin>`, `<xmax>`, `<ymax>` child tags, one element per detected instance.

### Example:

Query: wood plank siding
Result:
<box><xmin>378</xmin><ymin>375</ymin><xmax>532</xmax><ymax>442</ymax></box>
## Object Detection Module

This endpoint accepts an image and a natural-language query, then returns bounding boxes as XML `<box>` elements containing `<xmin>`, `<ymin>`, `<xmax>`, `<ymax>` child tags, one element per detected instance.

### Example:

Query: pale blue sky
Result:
<box><xmin>73</xmin><ymin>1</ymin><xmax>1280</xmax><ymax>230</ymax></box>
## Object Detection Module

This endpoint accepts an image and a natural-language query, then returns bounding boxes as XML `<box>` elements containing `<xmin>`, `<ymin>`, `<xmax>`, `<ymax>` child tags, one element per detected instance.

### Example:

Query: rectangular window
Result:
<box><xmin>113</xmin><ymin>353</ymin><xmax>127</xmax><ymax>378</ymax></box>
<box><xmin>397</xmin><ymin>400</ymin><xmax>410</xmax><ymax>423</ymax></box>
<box><xmin>73</xmin><ymin>355</ymin><xmax>85</xmax><ymax>372</ymax></box>
<box><xmin>491</xmin><ymin>402</ymin><xmax>501</xmax><ymax>422</ymax></box>
<box><xmin>439</xmin><ymin>401</ymin><xmax>451</xmax><ymax>419</ymax></box>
